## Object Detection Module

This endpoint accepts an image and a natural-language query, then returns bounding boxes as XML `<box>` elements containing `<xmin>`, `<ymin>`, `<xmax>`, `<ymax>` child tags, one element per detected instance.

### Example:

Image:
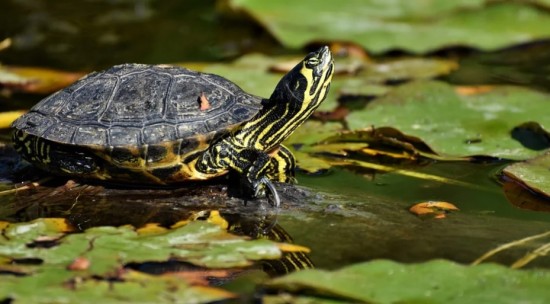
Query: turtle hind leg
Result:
<box><xmin>13</xmin><ymin>131</ymin><xmax>101</xmax><ymax>177</ymax></box>
<box><xmin>48</xmin><ymin>148</ymin><xmax>101</xmax><ymax>176</ymax></box>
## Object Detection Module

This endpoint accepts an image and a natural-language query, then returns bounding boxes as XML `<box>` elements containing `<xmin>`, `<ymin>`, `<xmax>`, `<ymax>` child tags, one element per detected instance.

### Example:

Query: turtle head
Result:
<box><xmin>270</xmin><ymin>46</ymin><xmax>334</xmax><ymax>110</ymax></box>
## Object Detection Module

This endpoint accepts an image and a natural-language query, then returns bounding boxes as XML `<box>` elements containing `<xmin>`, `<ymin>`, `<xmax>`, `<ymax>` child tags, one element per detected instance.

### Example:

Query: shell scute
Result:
<box><xmin>100</xmin><ymin>71</ymin><xmax>171</xmax><ymax>123</ymax></box>
<box><xmin>74</xmin><ymin>126</ymin><xmax>108</xmax><ymax>146</ymax></box>
<box><xmin>143</xmin><ymin>124</ymin><xmax>177</xmax><ymax>145</ymax></box>
<box><xmin>12</xmin><ymin>63</ymin><xmax>263</xmax><ymax>149</ymax></box>
<box><xmin>109</xmin><ymin>127</ymin><xmax>141</xmax><ymax>146</ymax></box>
<box><xmin>42</xmin><ymin>121</ymin><xmax>76</xmax><ymax>143</ymax></box>
<box><xmin>58</xmin><ymin>75</ymin><xmax>117</xmax><ymax>122</ymax></box>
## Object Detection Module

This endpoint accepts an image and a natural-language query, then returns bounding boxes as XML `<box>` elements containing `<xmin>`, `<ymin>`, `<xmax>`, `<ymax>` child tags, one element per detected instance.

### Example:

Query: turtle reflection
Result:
<box><xmin>2</xmin><ymin>180</ymin><xmax>313</xmax><ymax>278</ymax></box>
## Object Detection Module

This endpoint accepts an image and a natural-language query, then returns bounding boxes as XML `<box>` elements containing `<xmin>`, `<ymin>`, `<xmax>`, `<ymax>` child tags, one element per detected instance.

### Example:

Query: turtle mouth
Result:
<box><xmin>313</xmin><ymin>46</ymin><xmax>334</xmax><ymax>78</ymax></box>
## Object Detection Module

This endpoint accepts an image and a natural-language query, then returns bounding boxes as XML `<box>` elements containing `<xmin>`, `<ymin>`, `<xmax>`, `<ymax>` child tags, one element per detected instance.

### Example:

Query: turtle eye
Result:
<box><xmin>305</xmin><ymin>57</ymin><xmax>319</xmax><ymax>68</ymax></box>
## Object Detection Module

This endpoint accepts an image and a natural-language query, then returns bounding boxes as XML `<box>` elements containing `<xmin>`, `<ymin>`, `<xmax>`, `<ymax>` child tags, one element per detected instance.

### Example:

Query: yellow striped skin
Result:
<box><xmin>196</xmin><ymin>46</ymin><xmax>334</xmax><ymax>196</ymax></box>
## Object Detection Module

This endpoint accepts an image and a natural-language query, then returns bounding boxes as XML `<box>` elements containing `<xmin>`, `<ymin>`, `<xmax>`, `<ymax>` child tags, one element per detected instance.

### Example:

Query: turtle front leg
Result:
<box><xmin>195</xmin><ymin>141</ymin><xmax>295</xmax><ymax>201</ymax></box>
<box><xmin>237</xmin><ymin>145</ymin><xmax>296</xmax><ymax>198</ymax></box>
<box><xmin>264</xmin><ymin>145</ymin><xmax>296</xmax><ymax>184</ymax></box>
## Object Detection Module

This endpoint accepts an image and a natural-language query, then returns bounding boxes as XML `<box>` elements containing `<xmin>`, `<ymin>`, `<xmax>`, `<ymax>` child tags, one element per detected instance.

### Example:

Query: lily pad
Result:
<box><xmin>0</xmin><ymin>218</ymin><xmax>301</xmax><ymax>275</ymax></box>
<box><xmin>502</xmin><ymin>152</ymin><xmax>550</xmax><ymax>199</ymax></box>
<box><xmin>266</xmin><ymin>259</ymin><xmax>550</xmax><ymax>303</ymax></box>
<box><xmin>225</xmin><ymin>1</ymin><xmax>550</xmax><ymax>53</ymax></box>
<box><xmin>0</xmin><ymin>217</ymin><xmax>310</xmax><ymax>302</ymax></box>
<box><xmin>1</xmin><ymin>269</ymin><xmax>235</xmax><ymax>304</ymax></box>
<box><xmin>346</xmin><ymin>81</ymin><xmax>550</xmax><ymax>159</ymax></box>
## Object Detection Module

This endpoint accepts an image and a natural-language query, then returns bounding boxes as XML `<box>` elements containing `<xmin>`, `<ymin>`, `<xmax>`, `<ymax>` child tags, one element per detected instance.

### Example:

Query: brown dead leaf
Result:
<box><xmin>67</xmin><ymin>257</ymin><xmax>91</xmax><ymax>271</ymax></box>
<box><xmin>454</xmin><ymin>85</ymin><xmax>495</xmax><ymax>96</ymax></box>
<box><xmin>313</xmin><ymin>106</ymin><xmax>350</xmax><ymax>122</ymax></box>
<box><xmin>329</xmin><ymin>41</ymin><xmax>370</xmax><ymax>61</ymax></box>
<box><xmin>409</xmin><ymin>201</ymin><xmax>459</xmax><ymax>219</ymax></box>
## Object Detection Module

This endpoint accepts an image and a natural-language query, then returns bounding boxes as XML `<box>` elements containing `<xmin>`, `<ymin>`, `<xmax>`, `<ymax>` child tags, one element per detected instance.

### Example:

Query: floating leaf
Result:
<box><xmin>0</xmin><ymin>268</ymin><xmax>235</xmax><ymax>304</ymax></box>
<box><xmin>360</xmin><ymin>57</ymin><xmax>458</xmax><ymax>83</ymax></box>
<box><xmin>409</xmin><ymin>201</ymin><xmax>460</xmax><ymax>219</ymax></box>
<box><xmin>225</xmin><ymin>1</ymin><xmax>550</xmax><ymax>53</ymax></box>
<box><xmin>0</xmin><ymin>218</ymin><xmax>309</xmax><ymax>302</ymax></box>
<box><xmin>266</xmin><ymin>260</ymin><xmax>550</xmax><ymax>303</ymax></box>
<box><xmin>347</xmin><ymin>81</ymin><xmax>550</xmax><ymax>160</ymax></box>
<box><xmin>0</xmin><ymin>219</ymin><xmax>301</xmax><ymax>275</ymax></box>
<box><xmin>502</xmin><ymin>152</ymin><xmax>550</xmax><ymax>199</ymax></box>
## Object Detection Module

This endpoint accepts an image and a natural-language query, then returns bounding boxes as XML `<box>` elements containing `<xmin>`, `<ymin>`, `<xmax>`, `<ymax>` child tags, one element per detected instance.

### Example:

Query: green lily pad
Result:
<box><xmin>346</xmin><ymin>81</ymin><xmax>550</xmax><ymax>159</ymax></box>
<box><xmin>0</xmin><ymin>218</ymin><xmax>307</xmax><ymax>302</ymax></box>
<box><xmin>266</xmin><ymin>260</ymin><xmax>550</xmax><ymax>303</ymax></box>
<box><xmin>0</xmin><ymin>218</ymin><xmax>294</xmax><ymax>275</ymax></box>
<box><xmin>360</xmin><ymin>58</ymin><xmax>458</xmax><ymax>83</ymax></box>
<box><xmin>1</xmin><ymin>268</ymin><xmax>235</xmax><ymax>304</ymax></box>
<box><xmin>502</xmin><ymin>152</ymin><xmax>550</xmax><ymax>198</ymax></box>
<box><xmin>225</xmin><ymin>1</ymin><xmax>550</xmax><ymax>53</ymax></box>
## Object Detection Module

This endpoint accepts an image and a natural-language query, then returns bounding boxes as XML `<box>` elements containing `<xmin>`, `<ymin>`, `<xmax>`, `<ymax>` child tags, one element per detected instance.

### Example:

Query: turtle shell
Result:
<box><xmin>12</xmin><ymin>63</ymin><xmax>263</xmax><ymax>148</ymax></box>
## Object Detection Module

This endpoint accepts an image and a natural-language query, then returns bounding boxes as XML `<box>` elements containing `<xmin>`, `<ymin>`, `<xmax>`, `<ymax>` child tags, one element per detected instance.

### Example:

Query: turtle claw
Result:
<box><xmin>260</xmin><ymin>177</ymin><xmax>280</xmax><ymax>208</ymax></box>
<box><xmin>242</xmin><ymin>175</ymin><xmax>280</xmax><ymax>208</ymax></box>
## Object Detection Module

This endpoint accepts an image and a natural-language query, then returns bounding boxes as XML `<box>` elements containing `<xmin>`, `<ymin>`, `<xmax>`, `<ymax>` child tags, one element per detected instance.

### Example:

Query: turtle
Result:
<box><xmin>11</xmin><ymin>46</ymin><xmax>334</xmax><ymax>204</ymax></box>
